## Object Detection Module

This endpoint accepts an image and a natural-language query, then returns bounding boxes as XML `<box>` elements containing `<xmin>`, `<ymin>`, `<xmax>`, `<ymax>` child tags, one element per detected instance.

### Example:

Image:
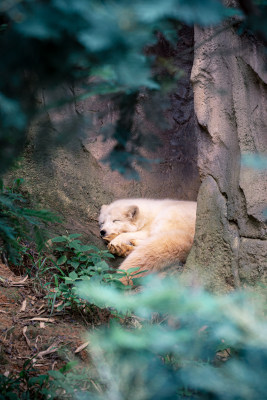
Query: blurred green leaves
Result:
<box><xmin>77</xmin><ymin>275</ymin><xmax>267</xmax><ymax>400</ymax></box>
<box><xmin>241</xmin><ymin>153</ymin><xmax>267</xmax><ymax>170</ymax></box>
<box><xmin>0</xmin><ymin>0</ymin><xmax>245</xmax><ymax>176</ymax></box>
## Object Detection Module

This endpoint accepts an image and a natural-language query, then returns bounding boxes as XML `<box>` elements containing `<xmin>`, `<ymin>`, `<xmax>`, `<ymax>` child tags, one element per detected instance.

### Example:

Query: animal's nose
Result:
<box><xmin>100</xmin><ymin>230</ymin><xmax>106</xmax><ymax>237</ymax></box>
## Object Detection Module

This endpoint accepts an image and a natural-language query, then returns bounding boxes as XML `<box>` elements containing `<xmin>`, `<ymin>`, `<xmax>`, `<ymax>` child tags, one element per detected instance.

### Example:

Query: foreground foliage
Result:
<box><xmin>1</xmin><ymin>275</ymin><xmax>267</xmax><ymax>400</ymax></box>
<box><xmin>77</xmin><ymin>277</ymin><xmax>267</xmax><ymax>400</ymax></box>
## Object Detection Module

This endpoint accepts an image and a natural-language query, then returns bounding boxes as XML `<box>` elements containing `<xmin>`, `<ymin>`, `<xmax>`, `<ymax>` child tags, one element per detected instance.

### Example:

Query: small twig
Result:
<box><xmin>3</xmin><ymin>326</ymin><xmax>14</xmax><ymax>340</ymax></box>
<box><xmin>74</xmin><ymin>341</ymin><xmax>90</xmax><ymax>354</ymax></box>
<box><xmin>1</xmin><ymin>252</ymin><xmax>9</xmax><ymax>267</ymax></box>
<box><xmin>19</xmin><ymin>299</ymin><xmax>27</xmax><ymax>312</ymax></box>
<box><xmin>30</xmin><ymin>317</ymin><xmax>55</xmax><ymax>322</ymax></box>
<box><xmin>37</xmin><ymin>343</ymin><xmax>59</xmax><ymax>358</ymax></box>
<box><xmin>90</xmin><ymin>379</ymin><xmax>103</xmax><ymax>394</ymax></box>
<box><xmin>22</xmin><ymin>326</ymin><xmax>32</xmax><ymax>349</ymax></box>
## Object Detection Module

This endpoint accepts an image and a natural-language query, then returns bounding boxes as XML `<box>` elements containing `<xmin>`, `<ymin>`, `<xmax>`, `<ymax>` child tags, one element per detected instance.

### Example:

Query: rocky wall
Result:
<box><xmin>184</xmin><ymin>24</ymin><xmax>267</xmax><ymax>291</ymax></box>
<box><xmin>8</xmin><ymin>26</ymin><xmax>200</xmax><ymax>248</ymax></box>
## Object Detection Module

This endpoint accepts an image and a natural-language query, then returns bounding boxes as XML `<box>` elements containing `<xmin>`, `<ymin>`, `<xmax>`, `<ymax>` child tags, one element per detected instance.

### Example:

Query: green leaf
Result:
<box><xmin>131</xmin><ymin>269</ymin><xmax>148</xmax><ymax>276</ymax></box>
<box><xmin>80</xmin><ymin>275</ymin><xmax>91</xmax><ymax>281</ymax></box>
<box><xmin>101</xmin><ymin>251</ymin><xmax>115</xmax><ymax>259</ymax></box>
<box><xmin>28</xmin><ymin>375</ymin><xmax>48</xmax><ymax>386</ymax></box>
<box><xmin>70</xmin><ymin>261</ymin><xmax>80</xmax><ymax>268</ymax></box>
<box><xmin>79</xmin><ymin>255</ymin><xmax>89</xmax><ymax>262</ymax></box>
<box><xmin>54</xmin><ymin>246</ymin><xmax>65</xmax><ymax>252</ymax></box>
<box><xmin>64</xmin><ymin>277</ymin><xmax>75</xmax><ymax>283</ymax></box>
<box><xmin>95</xmin><ymin>261</ymin><xmax>110</xmax><ymax>271</ymax></box>
<box><xmin>69</xmin><ymin>271</ymin><xmax>78</xmax><ymax>280</ymax></box>
<box><xmin>52</xmin><ymin>236</ymin><xmax>68</xmax><ymax>243</ymax></box>
<box><xmin>57</xmin><ymin>304</ymin><xmax>65</xmax><ymax>312</ymax></box>
<box><xmin>69</xmin><ymin>241</ymin><xmax>82</xmax><ymax>251</ymax></box>
<box><xmin>87</xmin><ymin>245</ymin><xmax>101</xmax><ymax>252</ymax></box>
<box><xmin>79</xmin><ymin>245</ymin><xmax>97</xmax><ymax>252</ymax></box>
<box><xmin>68</xmin><ymin>233</ymin><xmax>83</xmax><ymax>239</ymax></box>
<box><xmin>126</xmin><ymin>267</ymin><xmax>141</xmax><ymax>274</ymax></box>
<box><xmin>48</xmin><ymin>370</ymin><xmax>65</xmax><ymax>380</ymax></box>
<box><xmin>116</xmin><ymin>270</ymin><xmax>128</xmax><ymax>276</ymax></box>
<box><xmin>91</xmin><ymin>255</ymin><xmax>102</xmax><ymax>264</ymax></box>
<box><xmin>59</xmin><ymin>361</ymin><xmax>79</xmax><ymax>373</ymax></box>
<box><xmin>57</xmin><ymin>255</ymin><xmax>67</xmax><ymax>265</ymax></box>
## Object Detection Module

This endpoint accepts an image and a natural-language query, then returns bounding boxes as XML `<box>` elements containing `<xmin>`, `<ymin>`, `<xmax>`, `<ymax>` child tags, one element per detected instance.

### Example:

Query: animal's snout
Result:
<box><xmin>100</xmin><ymin>229</ymin><xmax>106</xmax><ymax>237</ymax></box>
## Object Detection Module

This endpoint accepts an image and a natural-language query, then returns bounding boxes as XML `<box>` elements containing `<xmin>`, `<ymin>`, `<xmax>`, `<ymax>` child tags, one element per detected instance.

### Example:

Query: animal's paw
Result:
<box><xmin>102</xmin><ymin>233</ymin><xmax>118</xmax><ymax>243</ymax></box>
<box><xmin>108</xmin><ymin>242</ymin><xmax>134</xmax><ymax>257</ymax></box>
<box><xmin>129</xmin><ymin>239</ymin><xmax>138</xmax><ymax>246</ymax></box>
<box><xmin>107</xmin><ymin>237</ymin><xmax>135</xmax><ymax>257</ymax></box>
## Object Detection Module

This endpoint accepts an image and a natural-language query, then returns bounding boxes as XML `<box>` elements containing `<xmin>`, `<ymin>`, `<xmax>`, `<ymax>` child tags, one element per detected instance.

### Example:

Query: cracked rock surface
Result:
<box><xmin>184</xmin><ymin>24</ymin><xmax>267</xmax><ymax>291</ymax></box>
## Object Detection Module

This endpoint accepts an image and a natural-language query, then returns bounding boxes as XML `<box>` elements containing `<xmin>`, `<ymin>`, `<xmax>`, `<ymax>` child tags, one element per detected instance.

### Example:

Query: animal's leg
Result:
<box><xmin>108</xmin><ymin>231</ymin><xmax>149</xmax><ymax>257</ymax></box>
<box><xmin>118</xmin><ymin>230</ymin><xmax>194</xmax><ymax>284</ymax></box>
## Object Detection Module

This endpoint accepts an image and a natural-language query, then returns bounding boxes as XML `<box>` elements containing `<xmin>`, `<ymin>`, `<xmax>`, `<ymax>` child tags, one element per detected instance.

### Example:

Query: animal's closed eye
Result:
<box><xmin>113</xmin><ymin>219</ymin><xmax>121</xmax><ymax>223</ymax></box>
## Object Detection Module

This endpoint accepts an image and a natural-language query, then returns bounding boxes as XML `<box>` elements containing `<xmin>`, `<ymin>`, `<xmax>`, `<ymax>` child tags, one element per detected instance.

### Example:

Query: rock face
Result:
<box><xmin>8</xmin><ymin>26</ymin><xmax>200</xmax><ymax>248</ymax></box>
<box><xmin>184</xmin><ymin>24</ymin><xmax>267</xmax><ymax>291</ymax></box>
<box><xmin>8</xmin><ymin>23</ymin><xmax>266</xmax><ymax>290</ymax></box>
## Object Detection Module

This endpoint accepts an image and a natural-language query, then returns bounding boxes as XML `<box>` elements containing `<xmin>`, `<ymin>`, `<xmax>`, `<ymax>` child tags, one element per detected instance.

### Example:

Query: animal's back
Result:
<box><xmin>150</xmin><ymin>201</ymin><xmax>196</xmax><ymax>236</ymax></box>
<box><xmin>117</xmin><ymin>199</ymin><xmax>197</xmax><ymax>282</ymax></box>
<box><xmin>110</xmin><ymin>198</ymin><xmax>196</xmax><ymax>221</ymax></box>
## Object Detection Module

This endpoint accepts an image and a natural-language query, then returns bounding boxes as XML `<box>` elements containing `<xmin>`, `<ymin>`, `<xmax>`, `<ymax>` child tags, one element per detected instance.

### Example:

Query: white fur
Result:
<box><xmin>99</xmin><ymin>198</ymin><xmax>197</xmax><ymax>283</ymax></box>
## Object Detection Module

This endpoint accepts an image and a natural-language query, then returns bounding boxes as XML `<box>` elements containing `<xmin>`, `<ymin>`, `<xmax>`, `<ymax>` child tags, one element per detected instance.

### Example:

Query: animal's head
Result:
<box><xmin>98</xmin><ymin>202</ymin><xmax>139</xmax><ymax>240</ymax></box>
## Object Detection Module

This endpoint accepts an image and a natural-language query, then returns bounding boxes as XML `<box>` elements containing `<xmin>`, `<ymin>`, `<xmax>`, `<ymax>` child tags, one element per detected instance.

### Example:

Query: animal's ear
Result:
<box><xmin>125</xmin><ymin>205</ymin><xmax>139</xmax><ymax>220</ymax></box>
<box><xmin>100</xmin><ymin>205</ymin><xmax>107</xmax><ymax>213</ymax></box>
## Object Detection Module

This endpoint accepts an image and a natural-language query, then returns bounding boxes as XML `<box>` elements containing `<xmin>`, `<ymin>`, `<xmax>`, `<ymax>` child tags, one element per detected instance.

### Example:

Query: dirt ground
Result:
<box><xmin>0</xmin><ymin>262</ymin><xmax>110</xmax><ymax>376</ymax></box>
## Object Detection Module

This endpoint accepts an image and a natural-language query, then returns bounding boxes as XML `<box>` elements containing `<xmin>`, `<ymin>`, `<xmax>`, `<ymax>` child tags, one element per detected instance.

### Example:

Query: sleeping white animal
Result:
<box><xmin>99</xmin><ymin>198</ymin><xmax>197</xmax><ymax>283</ymax></box>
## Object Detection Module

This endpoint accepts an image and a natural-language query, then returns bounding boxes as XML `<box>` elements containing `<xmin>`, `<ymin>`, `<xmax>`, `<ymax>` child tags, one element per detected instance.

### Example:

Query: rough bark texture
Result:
<box><xmin>184</xmin><ymin>24</ymin><xmax>267</xmax><ymax>291</ymax></box>
<box><xmin>7</xmin><ymin>27</ymin><xmax>200</xmax><ymax>249</ymax></box>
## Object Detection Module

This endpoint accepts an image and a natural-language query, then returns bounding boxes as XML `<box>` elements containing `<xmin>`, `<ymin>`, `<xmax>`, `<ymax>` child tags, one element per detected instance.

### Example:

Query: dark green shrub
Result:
<box><xmin>0</xmin><ymin>179</ymin><xmax>59</xmax><ymax>263</ymax></box>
